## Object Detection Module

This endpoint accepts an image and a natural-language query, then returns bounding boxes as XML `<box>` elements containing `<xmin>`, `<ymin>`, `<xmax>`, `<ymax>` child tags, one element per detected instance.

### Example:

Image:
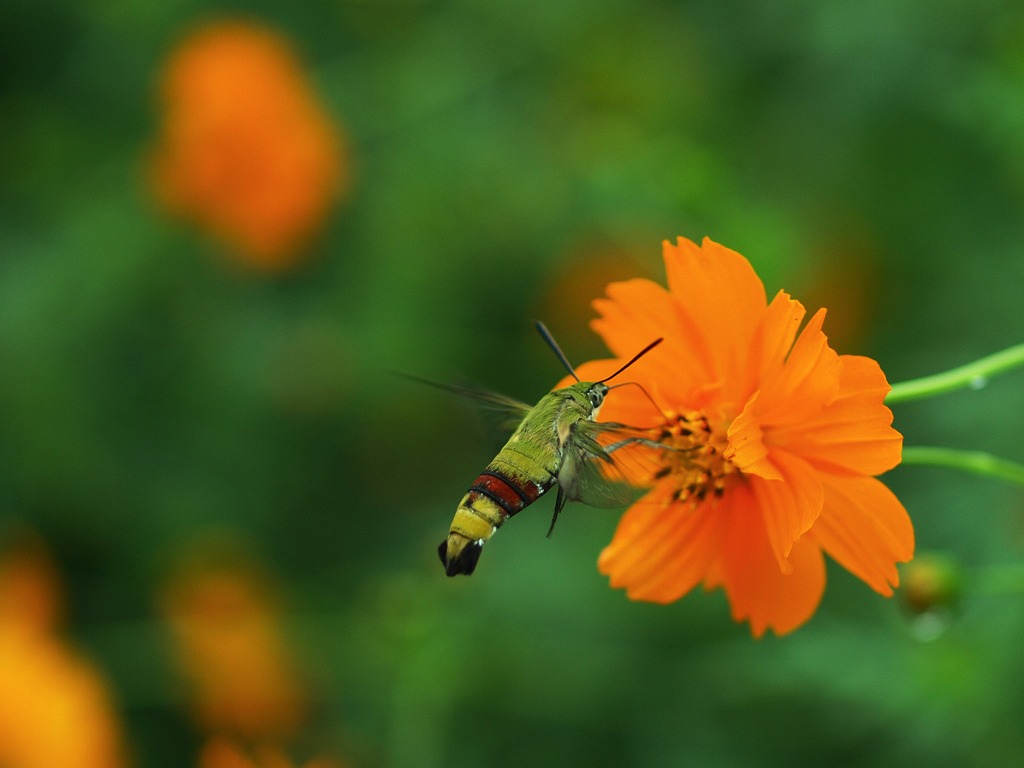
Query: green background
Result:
<box><xmin>2</xmin><ymin>0</ymin><xmax>1024</xmax><ymax>765</ymax></box>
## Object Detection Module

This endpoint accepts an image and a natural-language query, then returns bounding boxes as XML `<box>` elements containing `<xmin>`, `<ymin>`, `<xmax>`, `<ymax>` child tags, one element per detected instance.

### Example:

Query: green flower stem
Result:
<box><xmin>886</xmin><ymin>343</ymin><xmax>1024</xmax><ymax>404</ymax></box>
<box><xmin>900</xmin><ymin>446</ymin><xmax>1024</xmax><ymax>485</ymax></box>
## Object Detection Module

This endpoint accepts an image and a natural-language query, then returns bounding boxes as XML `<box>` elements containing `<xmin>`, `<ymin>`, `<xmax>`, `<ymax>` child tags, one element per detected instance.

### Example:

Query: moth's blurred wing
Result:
<box><xmin>557</xmin><ymin>421</ymin><xmax>671</xmax><ymax>509</ymax></box>
<box><xmin>399</xmin><ymin>373</ymin><xmax>532</xmax><ymax>430</ymax></box>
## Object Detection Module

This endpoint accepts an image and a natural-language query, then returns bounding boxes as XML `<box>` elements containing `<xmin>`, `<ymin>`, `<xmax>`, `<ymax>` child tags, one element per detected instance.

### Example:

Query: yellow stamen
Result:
<box><xmin>654</xmin><ymin>410</ymin><xmax>735</xmax><ymax>504</ymax></box>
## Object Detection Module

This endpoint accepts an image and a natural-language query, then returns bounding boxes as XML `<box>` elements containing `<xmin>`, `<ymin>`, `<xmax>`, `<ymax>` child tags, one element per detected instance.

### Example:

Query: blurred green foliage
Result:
<box><xmin>1</xmin><ymin>0</ymin><xmax>1024</xmax><ymax>766</ymax></box>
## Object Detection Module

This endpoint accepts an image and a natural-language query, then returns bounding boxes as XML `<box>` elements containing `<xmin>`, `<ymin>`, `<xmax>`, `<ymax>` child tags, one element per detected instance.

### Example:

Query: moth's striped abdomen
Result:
<box><xmin>438</xmin><ymin>457</ymin><xmax>556</xmax><ymax>576</ymax></box>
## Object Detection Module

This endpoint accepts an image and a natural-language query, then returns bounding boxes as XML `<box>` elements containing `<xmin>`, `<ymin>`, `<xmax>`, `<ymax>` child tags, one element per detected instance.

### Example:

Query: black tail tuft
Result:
<box><xmin>438</xmin><ymin>539</ymin><xmax>483</xmax><ymax>577</ymax></box>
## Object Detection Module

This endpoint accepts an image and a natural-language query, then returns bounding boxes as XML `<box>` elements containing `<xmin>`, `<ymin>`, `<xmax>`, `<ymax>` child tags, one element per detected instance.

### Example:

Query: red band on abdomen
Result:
<box><xmin>467</xmin><ymin>470</ymin><xmax>547</xmax><ymax>519</ymax></box>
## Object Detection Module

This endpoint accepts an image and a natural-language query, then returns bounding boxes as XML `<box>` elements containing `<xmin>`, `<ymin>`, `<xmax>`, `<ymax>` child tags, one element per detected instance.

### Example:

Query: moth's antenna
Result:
<box><xmin>598</xmin><ymin>338</ymin><xmax>663</xmax><ymax>383</ymax></box>
<box><xmin>534</xmin><ymin>321</ymin><xmax>579</xmax><ymax>382</ymax></box>
<box><xmin>608</xmin><ymin>380</ymin><xmax>672</xmax><ymax>423</ymax></box>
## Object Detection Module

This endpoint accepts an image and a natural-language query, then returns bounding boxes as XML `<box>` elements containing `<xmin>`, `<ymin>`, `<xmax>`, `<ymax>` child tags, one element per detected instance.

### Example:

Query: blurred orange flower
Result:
<box><xmin>149</xmin><ymin>19</ymin><xmax>347</xmax><ymax>270</ymax></box>
<box><xmin>536</xmin><ymin>242</ymin><xmax>652</xmax><ymax>345</ymax></box>
<box><xmin>573</xmin><ymin>237</ymin><xmax>914</xmax><ymax>636</ymax></box>
<box><xmin>160</xmin><ymin>556</ymin><xmax>306</xmax><ymax>739</ymax></box>
<box><xmin>199</xmin><ymin>738</ymin><xmax>344</xmax><ymax>768</ymax></box>
<box><xmin>0</xmin><ymin>531</ymin><xmax>63</xmax><ymax>635</ymax></box>
<box><xmin>0</xmin><ymin>536</ymin><xmax>129</xmax><ymax>768</ymax></box>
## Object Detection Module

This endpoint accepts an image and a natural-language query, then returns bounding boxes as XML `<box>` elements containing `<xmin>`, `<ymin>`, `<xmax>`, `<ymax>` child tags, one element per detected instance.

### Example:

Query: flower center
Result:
<box><xmin>651</xmin><ymin>409</ymin><xmax>735</xmax><ymax>504</ymax></box>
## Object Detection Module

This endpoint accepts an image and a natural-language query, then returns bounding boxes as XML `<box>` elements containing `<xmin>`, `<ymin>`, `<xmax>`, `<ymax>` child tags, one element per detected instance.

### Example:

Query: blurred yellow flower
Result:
<box><xmin>0</xmin><ymin>535</ymin><xmax>129</xmax><ymax>768</ymax></box>
<box><xmin>160</xmin><ymin>556</ymin><xmax>306</xmax><ymax>739</ymax></box>
<box><xmin>0</xmin><ymin>633</ymin><xmax>129</xmax><ymax>768</ymax></box>
<box><xmin>149</xmin><ymin>18</ymin><xmax>348</xmax><ymax>270</ymax></box>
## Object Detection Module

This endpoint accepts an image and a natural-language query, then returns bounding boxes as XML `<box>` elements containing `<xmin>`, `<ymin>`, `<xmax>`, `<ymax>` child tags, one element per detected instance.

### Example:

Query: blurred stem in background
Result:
<box><xmin>887</xmin><ymin>343</ymin><xmax>1024</xmax><ymax>485</ymax></box>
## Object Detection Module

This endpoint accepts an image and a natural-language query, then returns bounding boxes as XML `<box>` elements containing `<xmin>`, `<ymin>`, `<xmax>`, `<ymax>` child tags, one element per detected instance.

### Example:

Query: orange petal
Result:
<box><xmin>748</xmin><ymin>449</ymin><xmax>824</xmax><ymax>570</ymax></box>
<box><xmin>811</xmin><ymin>475</ymin><xmax>914</xmax><ymax>595</ymax></box>
<box><xmin>757</xmin><ymin>309</ymin><xmax>842</xmax><ymax>425</ymax></box>
<box><xmin>591</xmin><ymin>278</ymin><xmax>715</xmax><ymax>401</ymax></box>
<box><xmin>662</xmin><ymin>237</ymin><xmax>768</xmax><ymax>395</ymax></box>
<box><xmin>726</xmin><ymin>393</ymin><xmax>783</xmax><ymax>480</ymax></box>
<box><xmin>598</xmin><ymin>483</ymin><xmax>725</xmax><ymax>603</ymax></box>
<box><xmin>746</xmin><ymin>290</ymin><xmax>806</xmax><ymax>396</ymax></box>
<box><xmin>771</xmin><ymin>355</ymin><xmax>903</xmax><ymax>476</ymax></box>
<box><xmin>716</xmin><ymin>485</ymin><xmax>826</xmax><ymax>636</ymax></box>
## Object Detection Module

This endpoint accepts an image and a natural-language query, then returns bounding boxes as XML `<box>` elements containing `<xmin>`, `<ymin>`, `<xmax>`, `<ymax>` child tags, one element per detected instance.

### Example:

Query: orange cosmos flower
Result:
<box><xmin>149</xmin><ymin>19</ymin><xmax>347</xmax><ymax>270</ymax></box>
<box><xmin>572</xmin><ymin>236</ymin><xmax>913</xmax><ymax>636</ymax></box>
<box><xmin>160</xmin><ymin>557</ymin><xmax>306</xmax><ymax>739</ymax></box>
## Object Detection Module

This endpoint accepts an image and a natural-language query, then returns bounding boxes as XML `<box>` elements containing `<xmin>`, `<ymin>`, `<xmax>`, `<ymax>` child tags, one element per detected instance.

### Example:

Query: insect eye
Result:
<box><xmin>589</xmin><ymin>390</ymin><xmax>604</xmax><ymax>408</ymax></box>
